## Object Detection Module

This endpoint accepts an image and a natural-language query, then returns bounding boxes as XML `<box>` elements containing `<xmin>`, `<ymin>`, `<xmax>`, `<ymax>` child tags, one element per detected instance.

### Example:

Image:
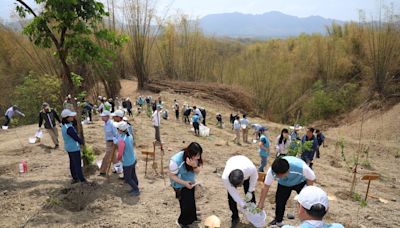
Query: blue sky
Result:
<box><xmin>0</xmin><ymin>0</ymin><xmax>393</xmax><ymax>22</ymax></box>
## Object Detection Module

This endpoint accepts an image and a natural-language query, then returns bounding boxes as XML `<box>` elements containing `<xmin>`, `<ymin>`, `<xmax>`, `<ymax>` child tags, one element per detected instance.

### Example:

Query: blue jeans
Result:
<box><xmin>258</xmin><ymin>156</ymin><xmax>268</xmax><ymax>172</ymax></box>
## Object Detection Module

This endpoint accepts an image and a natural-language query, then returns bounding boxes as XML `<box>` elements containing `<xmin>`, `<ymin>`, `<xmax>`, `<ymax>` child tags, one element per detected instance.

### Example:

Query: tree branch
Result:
<box><xmin>16</xmin><ymin>0</ymin><xmax>37</xmax><ymax>17</ymax></box>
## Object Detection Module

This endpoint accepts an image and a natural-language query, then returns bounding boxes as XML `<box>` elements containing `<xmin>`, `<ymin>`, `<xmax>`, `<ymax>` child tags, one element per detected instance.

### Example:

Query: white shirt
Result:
<box><xmin>233</xmin><ymin>120</ymin><xmax>241</xmax><ymax>129</ymax></box>
<box><xmin>264</xmin><ymin>163</ymin><xmax>316</xmax><ymax>186</ymax></box>
<box><xmin>194</xmin><ymin>108</ymin><xmax>203</xmax><ymax>119</ymax></box>
<box><xmin>275</xmin><ymin>135</ymin><xmax>291</xmax><ymax>155</ymax></box>
<box><xmin>169</xmin><ymin>159</ymin><xmax>184</xmax><ymax>175</ymax></box>
<box><xmin>222</xmin><ymin>155</ymin><xmax>258</xmax><ymax>208</ymax></box>
<box><xmin>152</xmin><ymin>110</ymin><xmax>161</xmax><ymax>126</ymax></box>
<box><xmin>240</xmin><ymin>118</ymin><xmax>249</xmax><ymax>126</ymax></box>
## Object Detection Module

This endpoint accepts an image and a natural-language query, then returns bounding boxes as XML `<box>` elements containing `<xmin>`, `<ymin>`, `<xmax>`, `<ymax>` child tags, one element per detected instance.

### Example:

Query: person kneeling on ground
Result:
<box><xmin>222</xmin><ymin>155</ymin><xmax>258</xmax><ymax>227</ymax></box>
<box><xmin>282</xmin><ymin>186</ymin><xmax>344</xmax><ymax>228</ymax></box>
<box><xmin>169</xmin><ymin>142</ymin><xmax>203</xmax><ymax>228</ymax></box>
<box><xmin>115</xmin><ymin>121</ymin><xmax>140</xmax><ymax>196</ymax></box>
<box><xmin>258</xmin><ymin>156</ymin><xmax>316</xmax><ymax>227</ymax></box>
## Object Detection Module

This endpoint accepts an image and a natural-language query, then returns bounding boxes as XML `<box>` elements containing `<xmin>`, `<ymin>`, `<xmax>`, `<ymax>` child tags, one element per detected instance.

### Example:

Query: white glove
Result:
<box><xmin>245</xmin><ymin>192</ymin><xmax>253</xmax><ymax>202</ymax></box>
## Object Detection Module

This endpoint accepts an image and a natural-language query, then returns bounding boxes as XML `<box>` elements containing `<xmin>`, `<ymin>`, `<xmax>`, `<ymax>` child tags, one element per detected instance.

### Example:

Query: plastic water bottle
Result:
<box><xmin>18</xmin><ymin>160</ymin><xmax>28</xmax><ymax>173</ymax></box>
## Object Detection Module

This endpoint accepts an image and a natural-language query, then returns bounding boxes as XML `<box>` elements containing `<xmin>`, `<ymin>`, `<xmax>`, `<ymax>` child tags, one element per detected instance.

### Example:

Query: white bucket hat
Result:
<box><xmin>100</xmin><ymin>110</ymin><xmax>111</xmax><ymax>117</ymax></box>
<box><xmin>111</xmin><ymin>110</ymin><xmax>124</xmax><ymax>118</ymax></box>
<box><xmin>61</xmin><ymin>109</ymin><xmax>77</xmax><ymax>118</ymax></box>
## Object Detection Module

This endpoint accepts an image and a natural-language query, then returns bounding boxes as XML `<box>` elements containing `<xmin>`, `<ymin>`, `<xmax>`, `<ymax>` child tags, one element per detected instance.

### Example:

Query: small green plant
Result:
<box><xmin>288</xmin><ymin>140</ymin><xmax>313</xmax><ymax>157</ymax></box>
<box><xmin>352</xmin><ymin>193</ymin><xmax>368</xmax><ymax>208</ymax></box>
<box><xmin>46</xmin><ymin>196</ymin><xmax>62</xmax><ymax>206</ymax></box>
<box><xmin>82</xmin><ymin>144</ymin><xmax>96</xmax><ymax>166</ymax></box>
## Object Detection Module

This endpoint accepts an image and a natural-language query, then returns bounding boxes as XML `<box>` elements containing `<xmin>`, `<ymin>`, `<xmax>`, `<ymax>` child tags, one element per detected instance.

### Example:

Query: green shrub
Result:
<box><xmin>13</xmin><ymin>72</ymin><xmax>61</xmax><ymax>125</ymax></box>
<box><xmin>82</xmin><ymin>144</ymin><xmax>96</xmax><ymax>166</ymax></box>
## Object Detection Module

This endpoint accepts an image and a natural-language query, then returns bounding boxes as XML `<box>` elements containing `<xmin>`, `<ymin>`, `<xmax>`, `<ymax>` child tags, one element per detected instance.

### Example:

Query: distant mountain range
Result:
<box><xmin>199</xmin><ymin>11</ymin><xmax>345</xmax><ymax>38</ymax></box>
<box><xmin>4</xmin><ymin>11</ymin><xmax>345</xmax><ymax>39</ymax></box>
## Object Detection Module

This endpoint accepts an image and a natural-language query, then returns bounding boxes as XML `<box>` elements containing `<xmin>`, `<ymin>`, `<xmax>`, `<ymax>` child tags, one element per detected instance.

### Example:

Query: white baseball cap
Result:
<box><xmin>116</xmin><ymin>121</ymin><xmax>129</xmax><ymax>131</ymax></box>
<box><xmin>61</xmin><ymin>109</ymin><xmax>77</xmax><ymax>118</ymax></box>
<box><xmin>100</xmin><ymin>110</ymin><xmax>111</xmax><ymax>117</ymax></box>
<box><xmin>111</xmin><ymin>110</ymin><xmax>124</xmax><ymax>118</ymax></box>
<box><xmin>297</xmin><ymin>186</ymin><xmax>329</xmax><ymax>210</ymax></box>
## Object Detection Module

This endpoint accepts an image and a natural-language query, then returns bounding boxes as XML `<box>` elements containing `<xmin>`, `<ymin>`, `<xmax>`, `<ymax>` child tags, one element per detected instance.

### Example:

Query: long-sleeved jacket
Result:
<box><xmin>39</xmin><ymin>109</ymin><xmax>61</xmax><ymax>129</ymax></box>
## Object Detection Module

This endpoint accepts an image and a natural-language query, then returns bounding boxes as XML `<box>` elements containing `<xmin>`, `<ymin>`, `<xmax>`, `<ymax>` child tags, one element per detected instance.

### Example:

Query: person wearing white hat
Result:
<box><xmin>60</xmin><ymin>109</ymin><xmax>86</xmax><ymax>184</ymax></box>
<box><xmin>111</xmin><ymin>110</ymin><xmax>125</xmax><ymax>174</ymax></box>
<box><xmin>115</xmin><ymin>121</ymin><xmax>140</xmax><ymax>196</ymax></box>
<box><xmin>258</xmin><ymin>156</ymin><xmax>316</xmax><ymax>227</ymax></box>
<box><xmin>282</xmin><ymin>186</ymin><xmax>344</xmax><ymax>228</ymax></box>
<box><xmin>99</xmin><ymin>110</ymin><xmax>118</xmax><ymax>176</ymax></box>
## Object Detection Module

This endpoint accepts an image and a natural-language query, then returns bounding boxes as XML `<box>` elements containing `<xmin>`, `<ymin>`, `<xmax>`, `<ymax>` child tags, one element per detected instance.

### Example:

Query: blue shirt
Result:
<box><xmin>119</xmin><ymin>134</ymin><xmax>136</xmax><ymax>167</ymax></box>
<box><xmin>169</xmin><ymin>151</ymin><xmax>196</xmax><ymax>189</ymax></box>
<box><xmin>259</xmin><ymin>134</ymin><xmax>270</xmax><ymax>157</ymax></box>
<box><xmin>61</xmin><ymin>123</ymin><xmax>81</xmax><ymax>152</ymax></box>
<box><xmin>283</xmin><ymin>221</ymin><xmax>344</xmax><ymax>228</ymax></box>
<box><xmin>104</xmin><ymin>119</ymin><xmax>116</xmax><ymax>141</ymax></box>
<box><xmin>192</xmin><ymin>115</ymin><xmax>200</xmax><ymax>123</ymax></box>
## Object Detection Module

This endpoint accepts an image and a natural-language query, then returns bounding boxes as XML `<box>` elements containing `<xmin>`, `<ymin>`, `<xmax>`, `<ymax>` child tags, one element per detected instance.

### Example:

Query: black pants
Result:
<box><xmin>123</xmin><ymin>161</ymin><xmax>139</xmax><ymax>191</ymax></box>
<box><xmin>275</xmin><ymin>181</ymin><xmax>307</xmax><ymax>222</ymax></box>
<box><xmin>175</xmin><ymin>110</ymin><xmax>179</xmax><ymax>120</ymax></box>
<box><xmin>178</xmin><ymin>187</ymin><xmax>197</xmax><ymax>225</ymax></box>
<box><xmin>202</xmin><ymin>117</ymin><xmax>206</xmax><ymax>126</ymax></box>
<box><xmin>193</xmin><ymin>122</ymin><xmax>199</xmax><ymax>135</ymax></box>
<box><xmin>127</xmin><ymin>108</ymin><xmax>132</xmax><ymax>116</ymax></box>
<box><xmin>68</xmin><ymin>151</ymin><xmax>86</xmax><ymax>182</ymax></box>
<box><xmin>184</xmin><ymin>115</ymin><xmax>190</xmax><ymax>124</ymax></box>
<box><xmin>3</xmin><ymin>115</ymin><xmax>10</xmax><ymax>126</ymax></box>
<box><xmin>228</xmin><ymin>179</ymin><xmax>256</xmax><ymax>220</ymax></box>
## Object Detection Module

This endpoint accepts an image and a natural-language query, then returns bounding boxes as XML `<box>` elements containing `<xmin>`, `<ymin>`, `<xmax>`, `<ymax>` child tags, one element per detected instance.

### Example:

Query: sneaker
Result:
<box><xmin>70</xmin><ymin>179</ymin><xmax>79</xmax><ymax>184</ymax></box>
<box><xmin>98</xmin><ymin>173</ymin><xmax>106</xmax><ymax>177</ymax></box>
<box><xmin>54</xmin><ymin>145</ymin><xmax>59</xmax><ymax>149</ymax></box>
<box><xmin>269</xmin><ymin>219</ymin><xmax>284</xmax><ymax>227</ymax></box>
<box><xmin>129</xmin><ymin>189</ymin><xmax>140</xmax><ymax>196</ymax></box>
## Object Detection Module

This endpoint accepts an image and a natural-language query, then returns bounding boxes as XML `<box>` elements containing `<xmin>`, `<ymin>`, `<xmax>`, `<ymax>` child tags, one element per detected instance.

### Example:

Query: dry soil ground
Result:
<box><xmin>0</xmin><ymin>79</ymin><xmax>399</xmax><ymax>228</ymax></box>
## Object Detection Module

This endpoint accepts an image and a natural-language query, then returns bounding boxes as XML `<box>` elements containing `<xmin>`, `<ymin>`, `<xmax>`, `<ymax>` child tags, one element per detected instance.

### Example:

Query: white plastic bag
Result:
<box><xmin>243</xmin><ymin>209</ymin><xmax>266</xmax><ymax>228</ymax></box>
<box><xmin>199</xmin><ymin>125</ymin><xmax>210</xmax><ymax>137</ymax></box>
<box><xmin>35</xmin><ymin>130</ymin><xmax>43</xmax><ymax>138</ymax></box>
<box><xmin>242</xmin><ymin>196</ymin><xmax>267</xmax><ymax>228</ymax></box>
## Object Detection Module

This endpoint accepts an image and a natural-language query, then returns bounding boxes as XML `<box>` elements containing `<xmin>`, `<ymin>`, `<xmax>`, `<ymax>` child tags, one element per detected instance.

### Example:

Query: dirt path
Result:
<box><xmin>0</xmin><ymin>79</ymin><xmax>399</xmax><ymax>228</ymax></box>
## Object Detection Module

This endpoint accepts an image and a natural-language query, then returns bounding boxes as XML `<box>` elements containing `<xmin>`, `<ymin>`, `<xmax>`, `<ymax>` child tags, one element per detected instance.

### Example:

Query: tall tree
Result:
<box><xmin>16</xmin><ymin>0</ymin><xmax>125</xmax><ymax>140</ymax></box>
<box><xmin>15</xmin><ymin>0</ymin><xmax>124</xmax><ymax>96</ymax></box>
<box><xmin>123</xmin><ymin>0</ymin><xmax>159</xmax><ymax>90</ymax></box>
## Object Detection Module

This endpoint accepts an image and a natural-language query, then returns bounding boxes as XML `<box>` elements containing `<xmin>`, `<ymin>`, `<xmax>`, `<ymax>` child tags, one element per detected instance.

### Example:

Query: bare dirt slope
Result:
<box><xmin>0</xmin><ymin>79</ymin><xmax>399</xmax><ymax>228</ymax></box>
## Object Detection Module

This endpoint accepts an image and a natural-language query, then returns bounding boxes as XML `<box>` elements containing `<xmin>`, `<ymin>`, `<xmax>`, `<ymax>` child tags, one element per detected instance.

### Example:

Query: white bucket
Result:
<box><xmin>28</xmin><ymin>137</ymin><xmax>37</xmax><ymax>144</ymax></box>
<box><xmin>2</xmin><ymin>126</ymin><xmax>8</xmax><ymax>130</ymax></box>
